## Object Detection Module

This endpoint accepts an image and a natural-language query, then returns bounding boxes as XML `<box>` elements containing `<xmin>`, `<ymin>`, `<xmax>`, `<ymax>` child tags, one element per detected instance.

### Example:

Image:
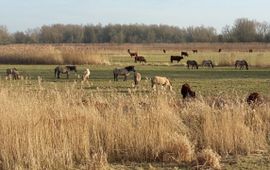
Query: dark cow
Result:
<box><xmin>128</xmin><ymin>49</ymin><xmax>138</xmax><ymax>57</ymax></box>
<box><xmin>249</xmin><ymin>49</ymin><xmax>253</xmax><ymax>53</ymax></box>
<box><xmin>187</xmin><ymin>60</ymin><xmax>199</xmax><ymax>69</ymax></box>
<box><xmin>181</xmin><ymin>83</ymin><xmax>196</xmax><ymax>99</ymax></box>
<box><xmin>181</xmin><ymin>51</ymin><xmax>189</xmax><ymax>57</ymax></box>
<box><xmin>134</xmin><ymin>56</ymin><xmax>147</xmax><ymax>63</ymax></box>
<box><xmin>218</xmin><ymin>49</ymin><xmax>222</xmax><ymax>53</ymax></box>
<box><xmin>163</xmin><ymin>49</ymin><xmax>166</xmax><ymax>53</ymax></box>
<box><xmin>170</xmin><ymin>56</ymin><xmax>184</xmax><ymax>63</ymax></box>
<box><xmin>192</xmin><ymin>49</ymin><xmax>198</xmax><ymax>53</ymax></box>
<box><xmin>247</xmin><ymin>92</ymin><xmax>262</xmax><ymax>106</ymax></box>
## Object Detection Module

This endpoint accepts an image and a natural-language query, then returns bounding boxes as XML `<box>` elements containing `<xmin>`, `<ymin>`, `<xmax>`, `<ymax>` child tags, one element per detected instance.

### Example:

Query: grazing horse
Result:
<box><xmin>128</xmin><ymin>49</ymin><xmax>138</xmax><ymax>57</ymax></box>
<box><xmin>82</xmin><ymin>68</ymin><xmax>90</xmax><ymax>82</ymax></box>
<box><xmin>151</xmin><ymin>76</ymin><xmax>172</xmax><ymax>91</ymax></box>
<box><xmin>218</xmin><ymin>49</ymin><xmax>222</xmax><ymax>53</ymax></box>
<box><xmin>6</xmin><ymin>68</ymin><xmax>20</xmax><ymax>80</ymax></box>
<box><xmin>113</xmin><ymin>66</ymin><xmax>136</xmax><ymax>81</ymax></box>
<box><xmin>247</xmin><ymin>92</ymin><xmax>262</xmax><ymax>106</ymax></box>
<box><xmin>170</xmin><ymin>56</ymin><xmax>184</xmax><ymax>63</ymax></box>
<box><xmin>181</xmin><ymin>51</ymin><xmax>189</xmax><ymax>57</ymax></box>
<box><xmin>192</xmin><ymin>49</ymin><xmax>198</xmax><ymax>53</ymax></box>
<box><xmin>181</xmin><ymin>83</ymin><xmax>196</xmax><ymax>99</ymax></box>
<box><xmin>55</xmin><ymin>65</ymin><xmax>77</xmax><ymax>79</ymax></box>
<box><xmin>134</xmin><ymin>72</ymin><xmax>141</xmax><ymax>85</ymax></box>
<box><xmin>163</xmin><ymin>49</ymin><xmax>166</xmax><ymax>53</ymax></box>
<box><xmin>249</xmin><ymin>49</ymin><xmax>253</xmax><ymax>53</ymax></box>
<box><xmin>134</xmin><ymin>56</ymin><xmax>147</xmax><ymax>63</ymax></box>
<box><xmin>187</xmin><ymin>60</ymin><xmax>199</xmax><ymax>69</ymax></box>
<box><xmin>235</xmin><ymin>60</ymin><xmax>248</xmax><ymax>70</ymax></box>
<box><xmin>202</xmin><ymin>60</ymin><xmax>214</xmax><ymax>68</ymax></box>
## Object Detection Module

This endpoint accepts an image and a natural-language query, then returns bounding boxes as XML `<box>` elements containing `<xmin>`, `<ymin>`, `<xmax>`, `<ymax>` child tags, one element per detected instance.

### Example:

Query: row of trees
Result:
<box><xmin>1</xmin><ymin>18</ymin><xmax>270</xmax><ymax>44</ymax></box>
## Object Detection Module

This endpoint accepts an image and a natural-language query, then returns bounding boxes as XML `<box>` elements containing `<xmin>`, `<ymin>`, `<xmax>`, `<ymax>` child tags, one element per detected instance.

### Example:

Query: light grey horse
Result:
<box><xmin>202</xmin><ymin>60</ymin><xmax>214</xmax><ymax>68</ymax></box>
<box><xmin>6</xmin><ymin>68</ymin><xmax>20</xmax><ymax>80</ymax></box>
<box><xmin>113</xmin><ymin>66</ymin><xmax>136</xmax><ymax>81</ymax></box>
<box><xmin>187</xmin><ymin>60</ymin><xmax>199</xmax><ymax>69</ymax></box>
<box><xmin>235</xmin><ymin>60</ymin><xmax>248</xmax><ymax>70</ymax></box>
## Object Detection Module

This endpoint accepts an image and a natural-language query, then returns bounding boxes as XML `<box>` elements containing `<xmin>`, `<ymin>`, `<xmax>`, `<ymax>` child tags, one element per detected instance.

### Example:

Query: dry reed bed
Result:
<box><xmin>0</xmin><ymin>84</ymin><xmax>269</xmax><ymax>169</ymax></box>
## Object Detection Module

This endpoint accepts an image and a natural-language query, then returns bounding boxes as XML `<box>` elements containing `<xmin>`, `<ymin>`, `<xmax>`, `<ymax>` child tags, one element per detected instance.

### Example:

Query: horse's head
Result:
<box><xmin>125</xmin><ymin>66</ymin><xmax>136</xmax><ymax>72</ymax></box>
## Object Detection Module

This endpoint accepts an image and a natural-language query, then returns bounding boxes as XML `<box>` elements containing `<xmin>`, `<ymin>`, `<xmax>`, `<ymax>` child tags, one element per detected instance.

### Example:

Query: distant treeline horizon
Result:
<box><xmin>1</xmin><ymin>18</ymin><xmax>270</xmax><ymax>44</ymax></box>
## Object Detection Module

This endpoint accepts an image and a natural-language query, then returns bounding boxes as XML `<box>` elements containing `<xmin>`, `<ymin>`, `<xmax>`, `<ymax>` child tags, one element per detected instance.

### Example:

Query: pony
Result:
<box><xmin>170</xmin><ymin>56</ymin><xmax>183</xmax><ymax>63</ymax></box>
<box><xmin>55</xmin><ymin>65</ymin><xmax>77</xmax><ymax>79</ymax></box>
<box><xmin>82</xmin><ymin>68</ymin><xmax>90</xmax><ymax>82</ymax></box>
<box><xmin>134</xmin><ymin>72</ymin><xmax>141</xmax><ymax>85</ymax></box>
<box><xmin>202</xmin><ymin>60</ymin><xmax>214</xmax><ymax>68</ymax></box>
<box><xmin>134</xmin><ymin>56</ymin><xmax>147</xmax><ymax>63</ymax></box>
<box><xmin>151</xmin><ymin>76</ymin><xmax>172</xmax><ymax>91</ymax></box>
<box><xmin>113</xmin><ymin>66</ymin><xmax>136</xmax><ymax>81</ymax></box>
<box><xmin>247</xmin><ymin>92</ymin><xmax>262</xmax><ymax>106</ymax></box>
<box><xmin>181</xmin><ymin>51</ymin><xmax>189</xmax><ymax>57</ymax></box>
<box><xmin>6</xmin><ymin>68</ymin><xmax>20</xmax><ymax>80</ymax></box>
<box><xmin>235</xmin><ymin>60</ymin><xmax>248</xmax><ymax>70</ymax></box>
<box><xmin>181</xmin><ymin>83</ymin><xmax>196</xmax><ymax>99</ymax></box>
<box><xmin>187</xmin><ymin>60</ymin><xmax>199</xmax><ymax>69</ymax></box>
<box><xmin>127</xmin><ymin>49</ymin><xmax>138</xmax><ymax>57</ymax></box>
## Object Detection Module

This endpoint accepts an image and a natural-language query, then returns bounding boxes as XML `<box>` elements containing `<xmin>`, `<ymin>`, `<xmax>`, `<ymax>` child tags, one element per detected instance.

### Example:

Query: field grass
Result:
<box><xmin>0</xmin><ymin>43</ymin><xmax>270</xmax><ymax>169</ymax></box>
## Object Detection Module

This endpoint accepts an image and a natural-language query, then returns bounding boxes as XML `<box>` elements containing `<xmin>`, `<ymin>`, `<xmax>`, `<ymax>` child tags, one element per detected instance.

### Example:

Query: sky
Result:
<box><xmin>1</xmin><ymin>0</ymin><xmax>270</xmax><ymax>33</ymax></box>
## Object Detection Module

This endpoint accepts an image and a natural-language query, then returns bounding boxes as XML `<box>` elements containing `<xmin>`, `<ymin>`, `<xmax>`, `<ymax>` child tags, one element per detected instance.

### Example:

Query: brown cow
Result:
<box><xmin>218</xmin><ymin>49</ymin><xmax>222</xmax><ymax>53</ymax></box>
<box><xmin>181</xmin><ymin>51</ymin><xmax>189</xmax><ymax>57</ymax></box>
<box><xmin>192</xmin><ymin>49</ymin><xmax>198</xmax><ymax>53</ymax></box>
<box><xmin>181</xmin><ymin>83</ymin><xmax>195</xmax><ymax>99</ymax></box>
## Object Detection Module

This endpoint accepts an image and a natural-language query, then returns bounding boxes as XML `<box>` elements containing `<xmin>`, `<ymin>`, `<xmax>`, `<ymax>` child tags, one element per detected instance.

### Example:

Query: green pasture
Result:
<box><xmin>0</xmin><ymin>64</ymin><xmax>269</xmax><ymax>97</ymax></box>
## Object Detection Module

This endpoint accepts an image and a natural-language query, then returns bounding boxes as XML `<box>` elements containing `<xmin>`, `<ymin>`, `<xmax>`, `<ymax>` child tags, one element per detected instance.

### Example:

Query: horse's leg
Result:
<box><xmin>57</xmin><ymin>72</ymin><xmax>60</xmax><ymax>79</ymax></box>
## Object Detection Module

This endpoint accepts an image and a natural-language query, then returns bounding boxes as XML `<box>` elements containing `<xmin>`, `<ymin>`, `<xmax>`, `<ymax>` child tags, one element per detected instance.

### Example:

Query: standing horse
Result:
<box><xmin>6</xmin><ymin>68</ymin><xmax>20</xmax><ymax>80</ymax></box>
<box><xmin>202</xmin><ymin>60</ymin><xmax>214</xmax><ymax>68</ymax></box>
<box><xmin>113</xmin><ymin>66</ymin><xmax>136</xmax><ymax>81</ymax></box>
<box><xmin>128</xmin><ymin>49</ymin><xmax>138</xmax><ymax>57</ymax></box>
<box><xmin>235</xmin><ymin>60</ymin><xmax>248</xmax><ymax>70</ymax></box>
<box><xmin>134</xmin><ymin>56</ymin><xmax>147</xmax><ymax>63</ymax></box>
<box><xmin>55</xmin><ymin>65</ymin><xmax>77</xmax><ymax>79</ymax></box>
<box><xmin>181</xmin><ymin>51</ymin><xmax>189</xmax><ymax>57</ymax></box>
<box><xmin>192</xmin><ymin>49</ymin><xmax>198</xmax><ymax>53</ymax></box>
<box><xmin>187</xmin><ymin>60</ymin><xmax>199</xmax><ymax>69</ymax></box>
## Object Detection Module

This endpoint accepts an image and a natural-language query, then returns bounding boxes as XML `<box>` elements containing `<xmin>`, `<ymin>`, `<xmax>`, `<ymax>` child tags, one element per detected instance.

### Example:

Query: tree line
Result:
<box><xmin>1</xmin><ymin>18</ymin><xmax>270</xmax><ymax>44</ymax></box>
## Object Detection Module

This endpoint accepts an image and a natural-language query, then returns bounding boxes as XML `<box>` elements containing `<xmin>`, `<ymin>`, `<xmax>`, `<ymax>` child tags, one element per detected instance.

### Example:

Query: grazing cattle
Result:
<box><xmin>134</xmin><ymin>56</ymin><xmax>147</xmax><ymax>63</ymax></box>
<box><xmin>151</xmin><ymin>76</ymin><xmax>172</xmax><ymax>91</ymax></box>
<box><xmin>163</xmin><ymin>49</ymin><xmax>166</xmax><ymax>53</ymax></box>
<box><xmin>187</xmin><ymin>60</ymin><xmax>199</xmax><ymax>69</ymax></box>
<box><xmin>6</xmin><ymin>68</ymin><xmax>20</xmax><ymax>80</ymax></box>
<box><xmin>113</xmin><ymin>66</ymin><xmax>136</xmax><ymax>81</ymax></box>
<box><xmin>134</xmin><ymin>72</ymin><xmax>141</xmax><ymax>85</ymax></box>
<box><xmin>249</xmin><ymin>49</ymin><xmax>253</xmax><ymax>53</ymax></box>
<box><xmin>202</xmin><ymin>60</ymin><xmax>214</xmax><ymax>68</ymax></box>
<box><xmin>181</xmin><ymin>83</ymin><xmax>196</xmax><ymax>99</ymax></box>
<box><xmin>218</xmin><ymin>49</ymin><xmax>222</xmax><ymax>53</ymax></box>
<box><xmin>235</xmin><ymin>60</ymin><xmax>248</xmax><ymax>70</ymax></box>
<box><xmin>128</xmin><ymin>49</ymin><xmax>138</xmax><ymax>57</ymax></box>
<box><xmin>192</xmin><ymin>49</ymin><xmax>198</xmax><ymax>53</ymax></box>
<box><xmin>55</xmin><ymin>65</ymin><xmax>77</xmax><ymax>79</ymax></box>
<box><xmin>247</xmin><ymin>92</ymin><xmax>262</xmax><ymax>106</ymax></box>
<box><xmin>82</xmin><ymin>68</ymin><xmax>90</xmax><ymax>82</ymax></box>
<box><xmin>181</xmin><ymin>51</ymin><xmax>189</xmax><ymax>57</ymax></box>
<box><xmin>170</xmin><ymin>56</ymin><xmax>184</xmax><ymax>63</ymax></box>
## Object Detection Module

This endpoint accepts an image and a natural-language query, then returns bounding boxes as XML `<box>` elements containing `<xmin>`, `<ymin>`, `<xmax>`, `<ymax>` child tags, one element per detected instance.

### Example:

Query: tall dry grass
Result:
<box><xmin>0</xmin><ymin>44</ymin><xmax>109</xmax><ymax>65</ymax></box>
<box><xmin>0</xmin><ymin>82</ymin><xmax>269</xmax><ymax>169</ymax></box>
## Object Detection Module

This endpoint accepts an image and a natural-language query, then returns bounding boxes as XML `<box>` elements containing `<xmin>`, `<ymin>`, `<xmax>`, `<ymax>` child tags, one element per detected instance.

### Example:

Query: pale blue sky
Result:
<box><xmin>1</xmin><ymin>0</ymin><xmax>269</xmax><ymax>33</ymax></box>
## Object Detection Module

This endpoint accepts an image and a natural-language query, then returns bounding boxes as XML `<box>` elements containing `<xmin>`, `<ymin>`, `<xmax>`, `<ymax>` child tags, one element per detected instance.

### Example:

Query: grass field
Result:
<box><xmin>0</xmin><ymin>43</ymin><xmax>270</xmax><ymax>169</ymax></box>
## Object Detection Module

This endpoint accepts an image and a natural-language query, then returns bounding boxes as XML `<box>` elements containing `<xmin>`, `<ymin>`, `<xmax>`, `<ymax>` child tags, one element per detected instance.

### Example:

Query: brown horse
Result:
<box><xmin>128</xmin><ymin>49</ymin><xmax>138</xmax><ymax>57</ymax></box>
<box><xmin>134</xmin><ymin>56</ymin><xmax>147</xmax><ymax>63</ymax></box>
<box><xmin>181</xmin><ymin>83</ymin><xmax>196</xmax><ymax>99</ymax></box>
<box><xmin>192</xmin><ymin>49</ymin><xmax>198</xmax><ymax>53</ymax></box>
<box><xmin>181</xmin><ymin>51</ymin><xmax>189</xmax><ymax>57</ymax></box>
